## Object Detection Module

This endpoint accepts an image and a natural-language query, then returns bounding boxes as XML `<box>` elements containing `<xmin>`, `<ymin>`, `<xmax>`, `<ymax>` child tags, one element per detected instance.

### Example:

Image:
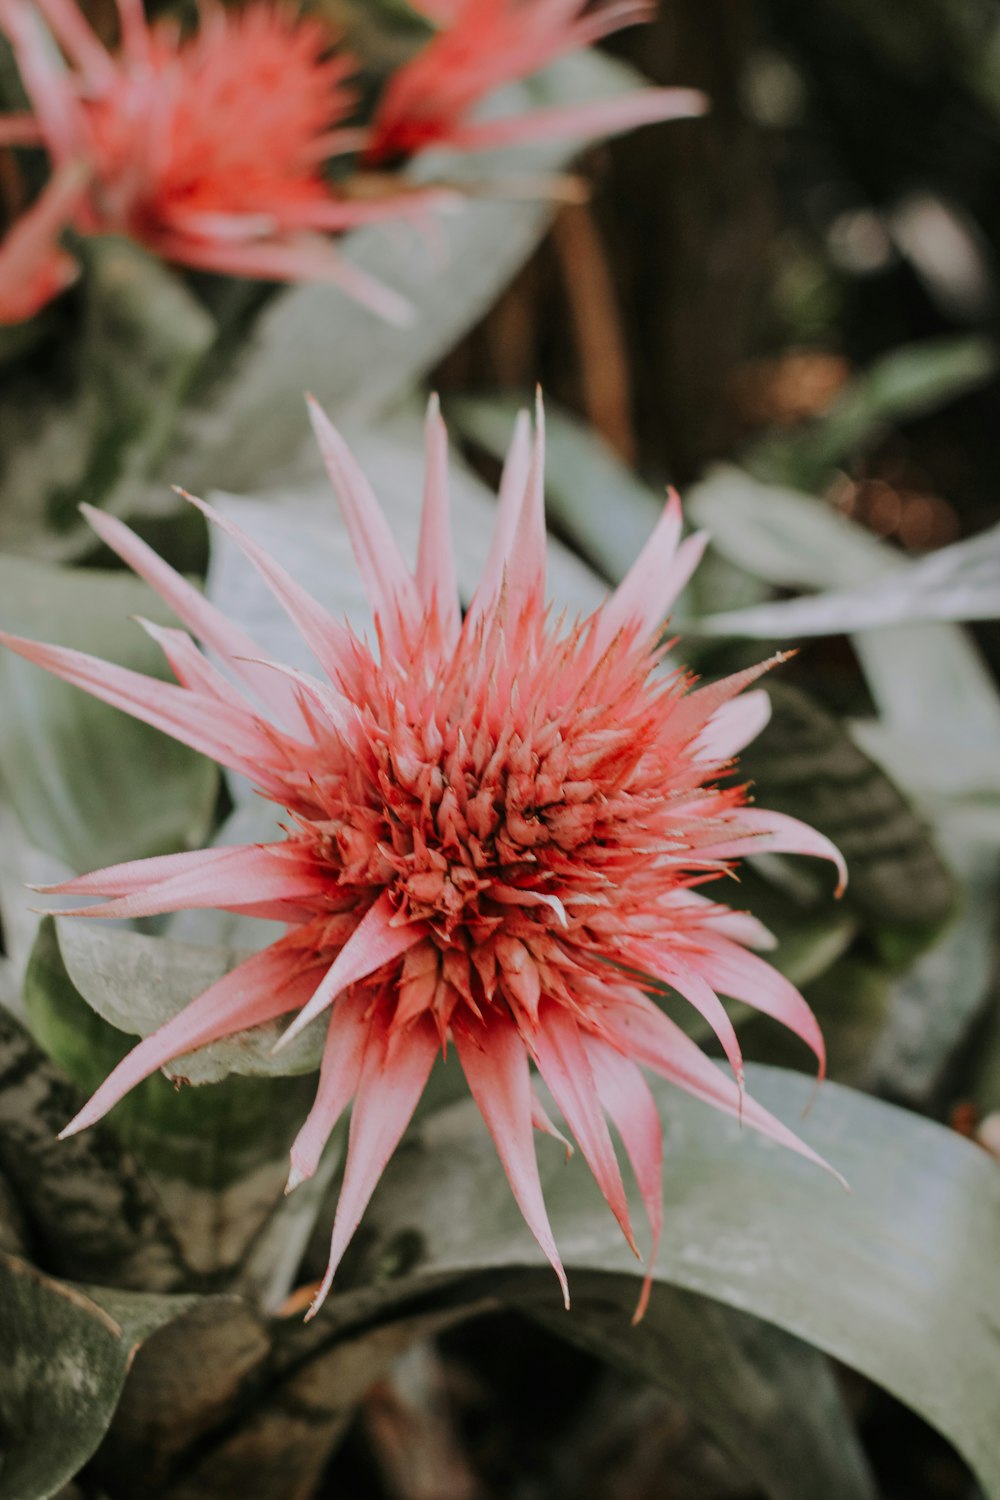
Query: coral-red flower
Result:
<box><xmin>0</xmin><ymin>0</ymin><xmax>435</xmax><ymax>319</ymax></box>
<box><xmin>0</xmin><ymin>395</ymin><xmax>845</xmax><ymax>1319</ymax></box>
<box><xmin>366</xmin><ymin>0</ymin><xmax>707</xmax><ymax>163</ymax></box>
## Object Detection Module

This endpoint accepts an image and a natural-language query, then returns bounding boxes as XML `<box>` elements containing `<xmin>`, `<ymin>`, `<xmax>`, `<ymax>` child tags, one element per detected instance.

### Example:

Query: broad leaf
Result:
<box><xmin>0</xmin><ymin>1005</ymin><xmax>185</xmax><ymax>1291</ymax></box>
<box><xmin>692</xmin><ymin>521</ymin><xmax>1000</xmax><ymax>637</ymax></box>
<box><xmin>739</xmin><ymin>684</ymin><xmax>955</xmax><ymax>956</ymax></box>
<box><xmin>339</xmin><ymin>1064</ymin><xmax>1000</xmax><ymax>1496</ymax></box>
<box><xmin>523</xmin><ymin>1276</ymin><xmax>878</xmax><ymax>1500</ymax></box>
<box><xmin>0</xmin><ymin>1251</ymin><xmax>197</xmax><ymax>1500</ymax></box>
<box><xmin>686</xmin><ymin>465</ymin><xmax>1000</xmax><ymax>808</ymax></box>
<box><xmin>24</xmin><ymin>919</ymin><xmax>320</xmax><ymax>1274</ymax></box>
<box><xmin>0</xmin><ymin>557</ymin><xmax>218</xmax><ymax>873</ymax></box>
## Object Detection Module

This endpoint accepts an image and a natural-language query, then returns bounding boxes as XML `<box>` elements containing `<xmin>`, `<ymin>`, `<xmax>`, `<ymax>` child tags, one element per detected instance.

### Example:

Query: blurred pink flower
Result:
<box><xmin>0</xmin><ymin>0</ymin><xmax>440</xmax><ymax>320</ymax></box>
<box><xmin>365</xmin><ymin>0</ymin><xmax>707</xmax><ymax>163</ymax></box>
<box><xmin>1</xmin><ymin>395</ymin><xmax>845</xmax><ymax>1319</ymax></box>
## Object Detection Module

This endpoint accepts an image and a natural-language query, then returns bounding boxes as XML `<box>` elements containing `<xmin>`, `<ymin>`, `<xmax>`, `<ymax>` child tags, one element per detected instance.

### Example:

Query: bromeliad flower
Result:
<box><xmin>0</xmin><ymin>395</ymin><xmax>846</xmax><ymax>1319</ymax></box>
<box><xmin>0</xmin><ymin>0</ymin><xmax>440</xmax><ymax>320</ymax></box>
<box><xmin>365</xmin><ymin>0</ymin><xmax>707</xmax><ymax>164</ymax></box>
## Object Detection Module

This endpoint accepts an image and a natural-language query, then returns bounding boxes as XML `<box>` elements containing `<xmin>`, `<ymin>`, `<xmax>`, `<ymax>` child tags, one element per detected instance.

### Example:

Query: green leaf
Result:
<box><xmin>0</xmin><ymin>1251</ymin><xmax>196</xmax><ymax>1500</ymax></box>
<box><xmin>170</xmin><ymin>51</ymin><xmax>659</xmax><ymax>494</ymax></box>
<box><xmin>686</xmin><ymin>464</ymin><xmax>1000</xmax><ymax>808</ymax></box>
<box><xmin>868</xmin><ymin>836</ymin><xmax>1000</xmax><ymax>1107</ymax></box>
<box><xmin>739</xmin><ymin>684</ymin><xmax>955</xmax><ymax>957</ymax></box>
<box><xmin>0</xmin><ymin>557</ymin><xmax>218</xmax><ymax>873</ymax></box>
<box><xmin>747</xmin><ymin>336</ymin><xmax>997</xmax><ymax>492</ymax></box>
<box><xmin>340</xmin><ymin>1064</ymin><xmax>1000</xmax><ymax>1496</ymax></box>
<box><xmin>0</xmin><ymin>239</ymin><xmax>214</xmax><ymax>560</ymax></box>
<box><xmin>692</xmin><ymin>521</ymin><xmax>1000</xmax><ymax>637</ymax></box>
<box><xmin>523</xmin><ymin>1276</ymin><xmax>878</xmax><ymax>1500</ymax></box>
<box><xmin>0</xmin><ymin>1005</ymin><xmax>185</xmax><ymax>1290</ymax></box>
<box><xmin>23</xmin><ymin>919</ymin><xmax>320</xmax><ymax>1275</ymax></box>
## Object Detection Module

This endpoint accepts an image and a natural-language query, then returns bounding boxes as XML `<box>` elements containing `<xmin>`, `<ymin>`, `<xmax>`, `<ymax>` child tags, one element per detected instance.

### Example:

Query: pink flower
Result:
<box><xmin>365</xmin><ymin>0</ymin><xmax>707</xmax><ymax>164</ymax></box>
<box><xmin>0</xmin><ymin>0</ymin><xmax>440</xmax><ymax>321</ymax></box>
<box><xmin>0</xmin><ymin>159</ymin><xmax>86</xmax><ymax>324</ymax></box>
<box><xmin>1</xmin><ymin>395</ymin><xmax>845</xmax><ymax>1319</ymax></box>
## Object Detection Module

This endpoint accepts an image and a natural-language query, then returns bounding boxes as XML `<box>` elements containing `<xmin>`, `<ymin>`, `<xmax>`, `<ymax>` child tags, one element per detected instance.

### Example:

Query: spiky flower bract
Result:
<box><xmin>366</xmin><ymin>0</ymin><xmax>707</xmax><ymax>163</ymax></box>
<box><xmin>0</xmin><ymin>0</ymin><xmax>438</xmax><ymax>321</ymax></box>
<box><xmin>0</xmin><ymin>394</ymin><xmax>845</xmax><ymax>1319</ymax></box>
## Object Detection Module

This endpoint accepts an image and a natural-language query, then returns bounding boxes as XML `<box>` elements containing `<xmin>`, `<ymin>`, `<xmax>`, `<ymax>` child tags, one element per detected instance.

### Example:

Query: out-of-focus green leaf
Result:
<box><xmin>869</xmin><ymin>837</ymin><xmax>1000</xmax><ymax>1107</ymax></box>
<box><xmin>26</xmin><ymin>918</ymin><xmax>326</xmax><ymax>1086</ymax></box>
<box><xmin>0</xmin><ymin>557</ymin><xmax>218</xmax><ymax>873</ymax></box>
<box><xmin>24</xmin><ymin>919</ymin><xmax>319</xmax><ymax>1274</ymax></box>
<box><xmin>339</xmin><ymin>1065</ymin><xmax>1000</xmax><ymax>1496</ymax></box>
<box><xmin>740</xmin><ymin>685</ymin><xmax>955</xmax><ymax>958</ymax></box>
<box><xmin>0</xmin><ymin>1251</ymin><xmax>197</xmax><ymax>1500</ymax></box>
<box><xmin>171</xmin><ymin>51</ymin><xmax>660</xmax><ymax>494</ymax></box>
<box><xmin>747</xmin><ymin>336</ymin><xmax>997</xmax><ymax>492</ymax></box>
<box><xmin>686</xmin><ymin>465</ymin><xmax>1000</xmax><ymax>810</ymax></box>
<box><xmin>523</xmin><ymin>1276</ymin><xmax>878</xmax><ymax>1500</ymax></box>
<box><xmin>0</xmin><ymin>238</ymin><xmax>214</xmax><ymax>560</ymax></box>
<box><xmin>687</xmin><ymin>464</ymin><xmax>888</xmax><ymax>590</ymax></box>
<box><xmin>692</xmin><ymin>521</ymin><xmax>1000</xmax><ymax>637</ymax></box>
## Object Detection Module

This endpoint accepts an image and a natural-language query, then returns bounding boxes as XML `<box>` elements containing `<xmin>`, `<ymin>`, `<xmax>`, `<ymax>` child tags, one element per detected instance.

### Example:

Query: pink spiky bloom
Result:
<box><xmin>0</xmin><ymin>0</ymin><xmax>441</xmax><ymax>321</ymax></box>
<box><xmin>0</xmin><ymin>394</ymin><xmax>846</xmax><ymax>1320</ymax></box>
<box><xmin>365</xmin><ymin>0</ymin><xmax>707</xmax><ymax>164</ymax></box>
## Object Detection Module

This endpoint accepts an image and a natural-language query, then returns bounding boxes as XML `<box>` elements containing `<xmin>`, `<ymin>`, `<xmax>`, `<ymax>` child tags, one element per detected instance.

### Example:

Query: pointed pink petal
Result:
<box><xmin>688</xmin><ymin>936</ymin><xmax>826</xmax><ymax>1077</ymax></box>
<box><xmin>592</xmin><ymin>489</ymin><xmax>682</xmax><ymax>656</ymax></box>
<box><xmin>672</xmin><ymin>891</ymin><xmax>776</xmax><ymax>952</ymax></box>
<box><xmin>35</xmin><ymin>0</ymin><xmax>113</xmax><ymax>84</ymax></box>
<box><xmin>308</xmin><ymin>1009</ymin><xmax>440</xmax><ymax>1316</ymax></box>
<box><xmin>466</xmin><ymin>408</ymin><xmax>532</xmax><ymax>629</ymax></box>
<box><xmin>0</xmin><ymin>630</ymin><xmax>294</xmax><ymax>787</ymax></box>
<box><xmin>275</xmin><ymin>892</ymin><xmax>429</xmax><ymax>1051</ymax></box>
<box><xmin>306</xmin><ymin>397</ymin><xmax>423</xmax><ymax>656</ymax></box>
<box><xmin>181</xmin><ymin>491</ymin><xmax>353</xmax><ymax>686</ymax></box>
<box><xmin>113</xmin><ymin>0</ymin><xmax>151</xmax><ymax>66</ymax></box>
<box><xmin>704</xmin><ymin>808</ymin><xmax>847</xmax><ymax>897</ymax></box>
<box><xmin>287</xmin><ymin>990</ymin><xmax>372</xmax><ymax>1190</ymax></box>
<box><xmin>150</xmin><ymin>230</ymin><xmax>414</xmax><ymax>326</ymax></box>
<box><xmin>80</xmin><ymin>505</ymin><xmax>309</xmax><ymax>734</ymax></box>
<box><xmin>531</xmin><ymin>1087</ymin><xmax>573</xmax><ymax>1158</ymax></box>
<box><xmin>280</xmin><ymin>185</ymin><xmax>457</xmax><ymax>232</ymax></box>
<box><xmin>0</xmin><ymin>159</ymin><xmax>85</xmax><ymax>322</ymax></box>
<box><xmin>694</xmin><ymin>689</ymin><xmax>771</xmax><ymax>762</ymax></box>
<box><xmin>416</xmin><ymin>394</ymin><xmax>461</xmax><ymax>646</ymax></box>
<box><xmin>584</xmin><ymin>1037</ymin><xmax>663</xmax><ymax>1323</ymax></box>
<box><xmin>532</xmin><ymin>1003</ymin><xmax>638</xmax><ymax>1256</ymax></box>
<box><xmin>629</xmin><ymin>946</ymin><xmax>744</xmax><ymax>1086</ymax></box>
<box><xmin>1</xmin><ymin>0</ymin><xmax>94</xmax><ymax>157</ymax></box>
<box><xmin>666</xmin><ymin>655</ymin><xmax>788</xmax><ymax>748</ymax></box>
<box><xmin>47</xmin><ymin>842</ymin><xmax>331</xmax><ymax>921</ymax></box>
<box><xmin>605</xmin><ymin>992</ymin><xmax>843</xmax><ymax>1185</ymax></box>
<box><xmin>135</xmin><ymin>619</ymin><xmax>249</xmax><ymax>711</ymax></box>
<box><xmin>454</xmin><ymin>1009</ymin><xmax>569</xmax><ymax>1306</ymax></box>
<box><xmin>59</xmin><ymin>940</ymin><xmax>320</xmax><ymax>1139</ymax></box>
<box><xmin>451</xmin><ymin>87</ymin><xmax>708</xmax><ymax>152</ymax></box>
<box><xmin>0</xmin><ymin>112</ymin><xmax>44</xmax><ymax>145</ymax></box>
<box><xmin>504</xmin><ymin>390</ymin><xmax>547</xmax><ymax>617</ymax></box>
